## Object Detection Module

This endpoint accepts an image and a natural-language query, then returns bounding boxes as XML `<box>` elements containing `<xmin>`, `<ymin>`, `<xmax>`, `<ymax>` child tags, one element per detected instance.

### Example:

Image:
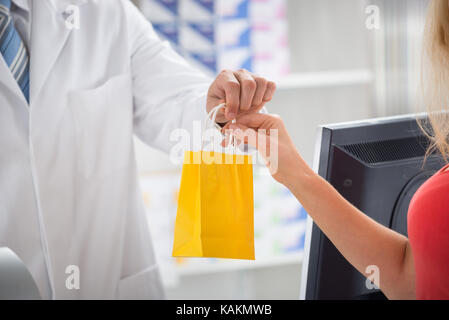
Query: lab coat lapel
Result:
<box><xmin>0</xmin><ymin>51</ymin><xmax>27</xmax><ymax>104</ymax></box>
<box><xmin>29</xmin><ymin>0</ymin><xmax>82</xmax><ymax>103</ymax></box>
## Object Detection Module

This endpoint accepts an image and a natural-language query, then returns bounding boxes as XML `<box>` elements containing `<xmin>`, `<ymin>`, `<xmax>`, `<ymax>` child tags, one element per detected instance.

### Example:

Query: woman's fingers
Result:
<box><xmin>221</xmin><ymin>122</ymin><xmax>258</xmax><ymax>147</ymax></box>
<box><xmin>221</xmin><ymin>113</ymin><xmax>284</xmax><ymax>162</ymax></box>
<box><xmin>229</xmin><ymin>124</ymin><xmax>258</xmax><ymax>148</ymax></box>
<box><xmin>228</xmin><ymin>123</ymin><xmax>274</xmax><ymax>160</ymax></box>
<box><xmin>234</xmin><ymin>113</ymin><xmax>281</xmax><ymax>130</ymax></box>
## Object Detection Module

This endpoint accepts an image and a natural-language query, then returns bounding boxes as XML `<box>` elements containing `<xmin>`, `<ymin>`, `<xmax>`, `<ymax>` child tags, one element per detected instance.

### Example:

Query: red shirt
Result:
<box><xmin>408</xmin><ymin>163</ymin><xmax>449</xmax><ymax>300</ymax></box>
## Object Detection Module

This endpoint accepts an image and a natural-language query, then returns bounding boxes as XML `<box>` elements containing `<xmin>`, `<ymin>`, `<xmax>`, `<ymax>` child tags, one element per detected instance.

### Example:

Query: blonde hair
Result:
<box><xmin>421</xmin><ymin>0</ymin><xmax>449</xmax><ymax>161</ymax></box>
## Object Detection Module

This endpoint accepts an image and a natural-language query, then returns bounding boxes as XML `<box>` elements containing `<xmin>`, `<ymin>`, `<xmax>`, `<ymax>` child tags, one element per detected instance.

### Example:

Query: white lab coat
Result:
<box><xmin>0</xmin><ymin>0</ymin><xmax>211</xmax><ymax>299</ymax></box>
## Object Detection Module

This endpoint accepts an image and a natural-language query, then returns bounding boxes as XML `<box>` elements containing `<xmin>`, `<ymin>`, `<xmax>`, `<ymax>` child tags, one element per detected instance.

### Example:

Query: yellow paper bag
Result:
<box><xmin>172</xmin><ymin>105</ymin><xmax>255</xmax><ymax>260</ymax></box>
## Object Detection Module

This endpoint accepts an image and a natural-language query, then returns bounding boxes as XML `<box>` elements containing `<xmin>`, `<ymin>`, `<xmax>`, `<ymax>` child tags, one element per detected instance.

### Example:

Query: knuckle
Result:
<box><xmin>255</xmin><ymin>77</ymin><xmax>268</xmax><ymax>87</ymax></box>
<box><xmin>268</xmin><ymin>81</ymin><xmax>277</xmax><ymax>90</ymax></box>
<box><xmin>225</xmin><ymin>80</ymin><xmax>240</xmax><ymax>91</ymax></box>
<box><xmin>243</xmin><ymin>79</ymin><xmax>257</xmax><ymax>90</ymax></box>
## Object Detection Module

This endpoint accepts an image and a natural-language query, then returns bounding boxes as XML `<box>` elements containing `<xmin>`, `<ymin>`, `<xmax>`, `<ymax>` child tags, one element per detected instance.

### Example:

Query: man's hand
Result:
<box><xmin>207</xmin><ymin>69</ymin><xmax>276</xmax><ymax>124</ymax></box>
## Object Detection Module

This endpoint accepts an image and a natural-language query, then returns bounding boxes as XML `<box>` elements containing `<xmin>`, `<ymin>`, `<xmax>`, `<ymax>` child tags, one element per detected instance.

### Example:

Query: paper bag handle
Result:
<box><xmin>202</xmin><ymin>103</ymin><xmax>236</xmax><ymax>151</ymax></box>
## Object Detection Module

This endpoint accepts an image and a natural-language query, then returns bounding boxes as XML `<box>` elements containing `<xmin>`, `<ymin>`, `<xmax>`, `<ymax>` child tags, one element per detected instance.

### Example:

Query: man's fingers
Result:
<box><xmin>263</xmin><ymin>81</ymin><xmax>277</xmax><ymax>102</ymax></box>
<box><xmin>220</xmin><ymin>70</ymin><xmax>240</xmax><ymax>120</ymax></box>
<box><xmin>209</xmin><ymin>70</ymin><xmax>276</xmax><ymax>122</ymax></box>
<box><xmin>252</xmin><ymin>76</ymin><xmax>268</xmax><ymax>108</ymax></box>
<box><xmin>234</xmin><ymin>69</ymin><xmax>257</xmax><ymax>112</ymax></box>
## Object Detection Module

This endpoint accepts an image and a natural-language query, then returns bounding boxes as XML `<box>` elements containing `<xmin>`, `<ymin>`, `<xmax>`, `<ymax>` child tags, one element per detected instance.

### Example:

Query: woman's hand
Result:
<box><xmin>223</xmin><ymin>113</ymin><xmax>313</xmax><ymax>187</ymax></box>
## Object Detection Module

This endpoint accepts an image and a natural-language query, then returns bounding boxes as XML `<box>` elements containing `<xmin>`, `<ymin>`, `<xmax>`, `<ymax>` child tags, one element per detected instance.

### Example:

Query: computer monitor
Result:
<box><xmin>299</xmin><ymin>114</ymin><xmax>446</xmax><ymax>300</ymax></box>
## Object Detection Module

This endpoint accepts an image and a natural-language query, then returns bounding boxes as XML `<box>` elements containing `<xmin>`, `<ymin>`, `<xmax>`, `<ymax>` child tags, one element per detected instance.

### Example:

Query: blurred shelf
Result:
<box><xmin>175</xmin><ymin>252</ymin><xmax>304</xmax><ymax>277</ymax></box>
<box><xmin>276</xmin><ymin>69</ymin><xmax>373</xmax><ymax>90</ymax></box>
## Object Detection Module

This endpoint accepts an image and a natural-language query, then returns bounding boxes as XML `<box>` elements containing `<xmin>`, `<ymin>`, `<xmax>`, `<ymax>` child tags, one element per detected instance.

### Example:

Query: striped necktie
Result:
<box><xmin>0</xmin><ymin>0</ymin><xmax>29</xmax><ymax>102</ymax></box>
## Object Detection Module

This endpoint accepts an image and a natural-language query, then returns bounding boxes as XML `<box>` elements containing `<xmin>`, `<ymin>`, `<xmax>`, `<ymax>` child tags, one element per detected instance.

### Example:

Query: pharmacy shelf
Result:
<box><xmin>175</xmin><ymin>252</ymin><xmax>304</xmax><ymax>277</ymax></box>
<box><xmin>276</xmin><ymin>69</ymin><xmax>373</xmax><ymax>90</ymax></box>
